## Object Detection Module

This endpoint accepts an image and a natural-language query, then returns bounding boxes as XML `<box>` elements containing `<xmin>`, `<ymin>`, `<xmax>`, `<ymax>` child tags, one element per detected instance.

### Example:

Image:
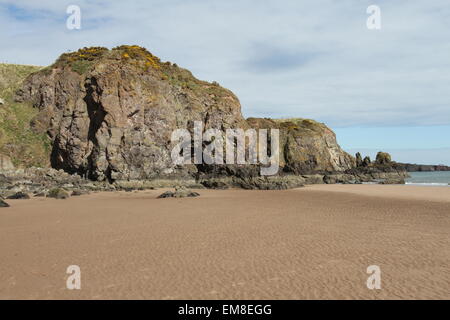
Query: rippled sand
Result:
<box><xmin>0</xmin><ymin>185</ymin><xmax>449</xmax><ymax>299</ymax></box>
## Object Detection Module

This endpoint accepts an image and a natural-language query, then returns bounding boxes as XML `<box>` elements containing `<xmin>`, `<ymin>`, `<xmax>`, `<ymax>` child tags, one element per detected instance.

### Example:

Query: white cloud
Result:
<box><xmin>1</xmin><ymin>0</ymin><xmax>449</xmax><ymax>127</ymax></box>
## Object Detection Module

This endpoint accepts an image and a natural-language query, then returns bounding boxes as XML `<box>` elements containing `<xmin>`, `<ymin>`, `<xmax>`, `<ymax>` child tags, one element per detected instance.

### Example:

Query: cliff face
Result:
<box><xmin>17</xmin><ymin>46</ymin><xmax>247</xmax><ymax>182</ymax></box>
<box><xmin>16</xmin><ymin>46</ymin><xmax>355</xmax><ymax>184</ymax></box>
<box><xmin>247</xmin><ymin>118</ymin><xmax>355</xmax><ymax>174</ymax></box>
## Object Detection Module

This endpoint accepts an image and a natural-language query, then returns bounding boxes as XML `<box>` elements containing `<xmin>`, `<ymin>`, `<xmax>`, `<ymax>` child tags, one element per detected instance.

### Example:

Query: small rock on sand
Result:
<box><xmin>47</xmin><ymin>188</ymin><xmax>70</xmax><ymax>199</ymax></box>
<box><xmin>71</xmin><ymin>189</ymin><xmax>90</xmax><ymax>196</ymax></box>
<box><xmin>0</xmin><ymin>199</ymin><xmax>10</xmax><ymax>207</ymax></box>
<box><xmin>158</xmin><ymin>186</ymin><xmax>200</xmax><ymax>199</ymax></box>
<box><xmin>7</xmin><ymin>192</ymin><xmax>30</xmax><ymax>200</ymax></box>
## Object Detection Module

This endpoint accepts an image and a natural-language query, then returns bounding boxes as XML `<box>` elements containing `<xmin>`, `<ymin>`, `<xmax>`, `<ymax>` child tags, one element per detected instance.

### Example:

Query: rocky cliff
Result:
<box><xmin>16</xmin><ymin>46</ymin><xmax>248</xmax><ymax>183</ymax></box>
<box><xmin>247</xmin><ymin>118</ymin><xmax>355</xmax><ymax>174</ymax></box>
<box><xmin>396</xmin><ymin>163</ymin><xmax>450</xmax><ymax>172</ymax></box>
<box><xmin>13</xmin><ymin>45</ymin><xmax>361</xmax><ymax>188</ymax></box>
<box><xmin>347</xmin><ymin>152</ymin><xmax>409</xmax><ymax>184</ymax></box>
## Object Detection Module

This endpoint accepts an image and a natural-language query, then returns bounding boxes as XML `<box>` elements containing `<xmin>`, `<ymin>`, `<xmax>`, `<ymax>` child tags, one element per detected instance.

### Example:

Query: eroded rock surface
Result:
<box><xmin>12</xmin><ymin>46</ymin><xmax>408</xmax><ymax>189</ymax></box>
<box><xmin>17</xmin><ymin>46</ymin><xmax>246</xmax><ymax>183</ymax></box>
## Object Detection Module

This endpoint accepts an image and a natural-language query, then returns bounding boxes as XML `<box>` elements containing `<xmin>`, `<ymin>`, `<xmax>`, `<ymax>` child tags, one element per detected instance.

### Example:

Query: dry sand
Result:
<box><xmin>0</xmin><ymin>185</ymin><xmax>449</xmax><ymax>299</ymax></box>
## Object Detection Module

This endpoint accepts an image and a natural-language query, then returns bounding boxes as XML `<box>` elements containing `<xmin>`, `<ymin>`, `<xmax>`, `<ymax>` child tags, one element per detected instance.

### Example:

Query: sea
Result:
<box><xmin>405</xmin><ymin>171</ymin><xmax>450</xmax><ymax>186</ymax></box>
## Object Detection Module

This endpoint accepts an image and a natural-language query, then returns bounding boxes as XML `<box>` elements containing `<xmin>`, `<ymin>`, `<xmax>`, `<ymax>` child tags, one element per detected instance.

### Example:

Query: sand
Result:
<box><xmin>0</xmin><ymin>185</ymin><xmax>449</xmax><ymax>300</ymax></box>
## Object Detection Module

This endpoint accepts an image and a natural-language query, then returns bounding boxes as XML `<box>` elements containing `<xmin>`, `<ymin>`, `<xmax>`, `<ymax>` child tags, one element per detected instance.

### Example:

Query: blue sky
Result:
<box><xmin>1</xmin><ymin>0</ymin><xmax>449</xmax><ymax>164</ymax></box>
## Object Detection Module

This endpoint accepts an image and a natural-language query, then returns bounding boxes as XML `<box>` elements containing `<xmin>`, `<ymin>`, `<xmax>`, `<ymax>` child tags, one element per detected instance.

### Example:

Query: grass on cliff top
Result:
<box><xmin>274</xmin><ymin>118</ymin><xmax>325</xmax><ymax>127</ymax></box>
<box><xmin>51</xmin><ymin>45</ymin><xmax>221</xmax><ymax>93</ymax></box>
<box><xmin>0</xmin><ymin>63</ymin><xmax>51</xmax><ymax>168</ymax></box>
<box><xmin>0</xmin><ymin>63</ymin><xmax>42</xmax><ymax>96</ymax></box>
<box><xmin>53</xmin><ymin>45</ymin><xmax>164</xmax><ymax>75</ymax></box>
<box><xmin>42</xmin><ymin>45</ymin><xmax>231</xmax><ymax>109</ymax></box>
<box><xmin>247</xmin><ymin>117</ymin><xmax>328</xmax><ymax>134</ymax></box>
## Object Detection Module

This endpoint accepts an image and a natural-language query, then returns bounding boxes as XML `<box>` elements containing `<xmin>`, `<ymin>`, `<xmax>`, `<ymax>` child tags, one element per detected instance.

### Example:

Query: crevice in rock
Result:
<box><xmin>83</xmin><ymin>77</ymin><xmax>107</xmax><ymax>180</ymax></box>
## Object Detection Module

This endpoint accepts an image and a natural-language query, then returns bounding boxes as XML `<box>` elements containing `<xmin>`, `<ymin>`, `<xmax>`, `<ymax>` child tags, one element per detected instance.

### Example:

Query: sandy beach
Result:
<box><xmin>0</xmin><ymin>185</ymin><xmax>449</xmax><ymax>300</ymax></box>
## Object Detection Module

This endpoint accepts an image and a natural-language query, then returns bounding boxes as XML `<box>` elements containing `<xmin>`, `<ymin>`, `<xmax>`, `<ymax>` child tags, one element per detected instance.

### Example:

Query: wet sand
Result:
<box><xmin>0</xmin><ymin>185</ymin><xmax>449</xmax><ymax>299</ymax></box>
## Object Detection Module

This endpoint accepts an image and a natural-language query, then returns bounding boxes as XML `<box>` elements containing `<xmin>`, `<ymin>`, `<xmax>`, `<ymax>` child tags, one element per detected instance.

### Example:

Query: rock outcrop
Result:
<box><xmin>16</xmin><ymin>46</ymin><xmax>247</xmax><ymax>183</ymax></box>
<box><xmin>0</xmin><ymin>199</ymin><xmax>9</xmax><ymax>207</ymax></box>
<box><xmin>375</xmin><ymin>152</ymin><xmax>392</xmax><ymax>165</ymax></box>
<box><xmin>350</xmin><ymin>151</ymin><xmax>409</xmax><ymax>184</ymax></box>
<box><xmin>0</xmin><ymin>167</ymin><xmax>113</xmax><ymax>199</ymax></box>
<box><xmin>355</xmin><ymin>152</ymin><xmax>363</xmax><ymax>167</ymax></box>
<box><xmin>11</xmin><ymin>45</ymin><xmax>407</xmax><ymax>188</ymax></box>
<box><xmin>247</xmin><ymin>118</ymin><xmax>355</xmax><ymax>174</ymax></box>
<box><xmin>47</xmin><ymin>188</ymin><xmax>70</xmax><ymax>199</ymax></box>
<box><xmin>6</xmin><ymin>192</ymin><xmax>30</xmax><ymax>200</ymax></box>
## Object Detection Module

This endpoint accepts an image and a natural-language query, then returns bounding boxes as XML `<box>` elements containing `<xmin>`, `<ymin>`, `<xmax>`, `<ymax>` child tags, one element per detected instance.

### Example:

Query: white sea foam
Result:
<box><xmin>405</xmin><ymin>182</ymin><xmax>450</xmax><ymax>187</ymax></box>
<box><xmin>406</xmin><ymin>171</ymin><xmax>450</xmax><ymax>186</ymax></box>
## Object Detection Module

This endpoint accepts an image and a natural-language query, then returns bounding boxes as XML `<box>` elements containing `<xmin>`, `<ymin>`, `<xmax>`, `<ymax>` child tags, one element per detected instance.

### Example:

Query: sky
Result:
<box><xmin>1</xmin><ymin>0</ymin><xmax>449</xmax><ymax>164</ymax></box>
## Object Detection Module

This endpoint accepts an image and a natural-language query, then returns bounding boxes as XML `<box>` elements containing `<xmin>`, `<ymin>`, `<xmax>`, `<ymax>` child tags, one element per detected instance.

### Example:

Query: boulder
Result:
<box><xmin>158</xmin><ymin>186</ymin><xmax>200</xmax><ymax>198</ymax></box>
<box><xmin>378</xmin><ymin>178</ymin><xmax>405</xmax><ymax>185</ymax></box>
<box><xmin>71</xmin><ymin>189</ymin><xmax>90</xmax><ymax>196</ymax></box>
<box><xmin>34</xmin><ymin>191</ymin><xmax>47</xmax><ymax>197</ymax></box>
<box><xmin>355</xmin><ymin>152</ymin><xmax>363</xmax><ymax>167</ymax></box>
<box><xmin>200</xmin><ymin>180</ymin><xmax>229</xmax><ymax>189</ymax></box>
<box><xmin>362</xmin><ymin>156</ymin><xmax>371</xmax><ymax>167</ymax></box>
<box><xmin>47</xmin><ymin>188</ymin><xmax>70</xmax><ymax>199</ymax></box>
<box><xmin>0</xmin><ymin>199</ymin><xmax>9</xmax><ymax>207</ymax></box>
<box><xmin>6</xmin><ymin>192</ymin><xmax>30</xmax><ymax>200</ymax></box>
<box><xmin>375</xmin><ymin>152</ymin><xmax>392</xmax><ymax>165</ymax></box>
<box><xmin>323</xmin><ymin>174</ymin><xmax>358</xmax><ymax>184</ymax></box>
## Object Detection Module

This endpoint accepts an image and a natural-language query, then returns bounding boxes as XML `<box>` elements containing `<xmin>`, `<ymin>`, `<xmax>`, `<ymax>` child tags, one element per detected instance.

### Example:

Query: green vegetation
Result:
<box><xmin>113</xmin><ymin>45</ymin><xmax>214</xmax><ymax>92</ymax></box>
<box><xmin>274</xmin><ymin>118</ymin><xmax>326</xmax><ymax>133</ymax></box>
<box><xmin>0</xmin><ymin>63</ymin><xmax>51</xmax><ymax>167</ymax></box>
<box><xmin>52</xmin><ymin>46</ymin><xmax>165</xmax><ymax>75</ymax></box>
<box><xmin>70</xmin><ymin>59</ymin><xmax>94</xmax><ymax>75</ymax></box>
<box><xmin>0</xmin><ymin>63</ymin><xmax>41</xmax><ymax>96</ymax></box>
<box><xmin>52</xmin><ymin>46</ymin><xmax>222</xmax><ymax>95</ymax></box>
<box><xmin>113</xmin><ymin>45</ymin><xmax>161</xmax><ymax>70</ymax></box>
<box><xmin>162</xmin><ymin>67</ymin><xmax>202</xmax><ymax>90</ymax></box>
<box><xmin>53</xmin><ymin>47</ymin><xmax>108</xmax><ymax>75</ymax></box>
